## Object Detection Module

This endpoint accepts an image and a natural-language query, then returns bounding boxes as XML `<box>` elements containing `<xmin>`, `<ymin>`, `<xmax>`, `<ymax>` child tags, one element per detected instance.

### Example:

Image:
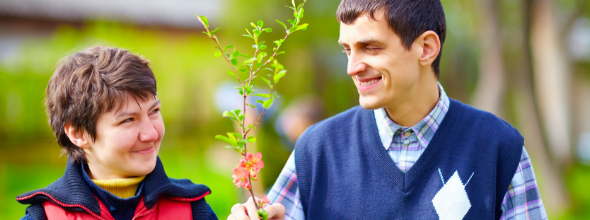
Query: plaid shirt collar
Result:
<box><xmin>374</xmin><ymin>82</ymin><xmax>450</xmax><ymax>150</ymax></box>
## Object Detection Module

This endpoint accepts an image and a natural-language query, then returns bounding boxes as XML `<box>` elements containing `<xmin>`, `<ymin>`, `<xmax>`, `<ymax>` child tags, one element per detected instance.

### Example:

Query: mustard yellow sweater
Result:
<box><xmin>92</xmin><ymin>176</ymin><xmax>146</xmax><ymax>198</ymax></box>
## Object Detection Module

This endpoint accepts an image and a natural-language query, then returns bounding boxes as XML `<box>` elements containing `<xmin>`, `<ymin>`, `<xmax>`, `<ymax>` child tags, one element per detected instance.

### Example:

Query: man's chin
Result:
<box><xmin>358</xmin><ymin>97</ymin><xmax>382</xmax><ymax>110</ymax></box>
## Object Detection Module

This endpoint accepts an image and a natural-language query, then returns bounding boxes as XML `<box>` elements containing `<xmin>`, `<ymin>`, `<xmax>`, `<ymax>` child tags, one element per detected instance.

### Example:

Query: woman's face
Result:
<box><xmin>83</xmin><ymin>94</ymin><xmax>165</xmax><ymax>179</ymax></box>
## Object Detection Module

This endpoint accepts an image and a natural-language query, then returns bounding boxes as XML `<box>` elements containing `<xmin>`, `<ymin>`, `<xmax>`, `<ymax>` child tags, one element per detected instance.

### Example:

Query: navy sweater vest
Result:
<box><xmin>295</xmin><ymin>99</ymin><xmax>523</xmax><ymax>219</ymax></box>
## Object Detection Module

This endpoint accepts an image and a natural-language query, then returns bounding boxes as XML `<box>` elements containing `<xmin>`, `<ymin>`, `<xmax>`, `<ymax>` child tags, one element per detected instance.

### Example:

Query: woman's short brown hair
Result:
<box><xmin>45</xmin><ymin>46</ymin><xmax>157</xmax><ymax>162</ymax></box>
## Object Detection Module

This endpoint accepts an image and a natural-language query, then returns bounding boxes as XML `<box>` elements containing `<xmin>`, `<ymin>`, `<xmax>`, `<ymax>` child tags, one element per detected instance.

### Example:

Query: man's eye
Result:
<box><xmin>342</xmin><ymin>48</ymin><xmax>351</xmax><ymax>54</ymax></box>
<box><xmin>151</xmin><ymin>108</ymin><xmax>160</xmax><ymax>114</ymax></box>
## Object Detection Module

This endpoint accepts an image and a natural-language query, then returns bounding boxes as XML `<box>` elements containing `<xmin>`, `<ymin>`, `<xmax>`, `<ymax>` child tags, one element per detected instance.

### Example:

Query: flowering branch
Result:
<box><xmin>197</xmin><ymin>0</ymin><xmax>308</xmax><ymax>218</ymax></box>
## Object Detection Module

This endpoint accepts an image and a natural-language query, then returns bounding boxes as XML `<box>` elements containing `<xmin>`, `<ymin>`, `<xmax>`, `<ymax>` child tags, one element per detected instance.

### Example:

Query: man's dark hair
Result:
<box><xmin>337</xmin><ymin>0</ymin><xmax>446</xmax><ymax>77</ymax></box>
<box><xmin>45</xmin><ymin>46</ymin><xmax>157</xmax><ymax>162</ymax></box>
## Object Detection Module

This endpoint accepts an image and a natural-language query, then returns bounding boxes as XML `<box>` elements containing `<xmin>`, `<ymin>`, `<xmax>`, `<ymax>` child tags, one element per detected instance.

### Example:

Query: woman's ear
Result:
<box><xmin>416</xmin><ymin>30</ymin><xmax>441</xmax><ymax>67</ymax></box>
<box><xmin>64</xmin><ymin>124</ymin><xmax>89</xmax><ymax>148</ymax></box>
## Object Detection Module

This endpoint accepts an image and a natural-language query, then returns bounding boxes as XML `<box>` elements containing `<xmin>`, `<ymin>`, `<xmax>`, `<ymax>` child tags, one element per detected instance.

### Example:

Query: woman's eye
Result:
<box><xmin>120</xmin><ymin>118</ymin><xmax>133</xmax><ymax>124</ymax></box>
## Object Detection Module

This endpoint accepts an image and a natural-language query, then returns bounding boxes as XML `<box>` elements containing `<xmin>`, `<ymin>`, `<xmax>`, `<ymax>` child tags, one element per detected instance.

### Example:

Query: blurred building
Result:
<box><xmin>0</xmin><ymin>0</ymin><xmax>223</xmax><ymax>62</ymax></box>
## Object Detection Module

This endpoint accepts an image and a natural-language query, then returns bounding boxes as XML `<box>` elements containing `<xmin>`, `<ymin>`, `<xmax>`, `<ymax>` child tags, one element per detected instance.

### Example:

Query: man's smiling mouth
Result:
<box><xmin>360</xmin><ymin>78</ymin><xmax>381</xmax><ymax>86</ymax></box>
<box><xmin>356</xmin><ymin>76</ymin><xmax>382</xmax><ymax>92</ymax></box>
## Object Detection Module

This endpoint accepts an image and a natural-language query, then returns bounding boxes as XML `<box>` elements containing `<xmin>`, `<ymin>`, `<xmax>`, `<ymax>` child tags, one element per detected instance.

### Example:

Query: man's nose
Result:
<box><xmin>347</xmin><ymin>52</ymin><xmax>367</xmax><ymax>76</ymax></box>
<box><xmin>139</xmin><ymin>119</ymin><xmax>159</xmax><ymax>143</ymax></box>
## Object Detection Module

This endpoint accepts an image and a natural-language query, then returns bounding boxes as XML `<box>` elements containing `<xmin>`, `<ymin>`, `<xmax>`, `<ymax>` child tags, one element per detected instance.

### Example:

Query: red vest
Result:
<box><xmin>37</xmin><ymin>191</ymin><xmax>209</xmax><ymax>220</ymax></box>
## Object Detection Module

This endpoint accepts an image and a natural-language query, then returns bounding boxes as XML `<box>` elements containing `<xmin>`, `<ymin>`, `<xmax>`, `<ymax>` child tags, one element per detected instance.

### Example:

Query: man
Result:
<box><xmin>230</xmin><ymin>0</ymin><xmax>547</xmax><ymax>219</ymax></box>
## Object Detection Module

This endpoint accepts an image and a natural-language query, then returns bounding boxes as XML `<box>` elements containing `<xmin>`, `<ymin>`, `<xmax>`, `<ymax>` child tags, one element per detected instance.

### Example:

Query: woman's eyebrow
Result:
<box><xmin>114</xmin><ymin>100</ymin><xmax>161</xmax><ymax>120</ymax></box>
<box><xmin>149</xmin><ymin>100</ymin><xmax>161</xmax><ymax>110</ymax></box>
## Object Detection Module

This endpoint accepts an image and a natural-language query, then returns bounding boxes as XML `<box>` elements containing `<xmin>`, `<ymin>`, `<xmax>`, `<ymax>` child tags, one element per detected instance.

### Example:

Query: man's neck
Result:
<box><xmin>384</xmin><ymin>76</ymin><xmax>439</xmax><ymax>127</ymax></box>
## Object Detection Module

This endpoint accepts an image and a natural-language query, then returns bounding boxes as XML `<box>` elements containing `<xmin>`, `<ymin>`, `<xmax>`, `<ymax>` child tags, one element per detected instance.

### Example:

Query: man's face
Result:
<box><xmin>339</xmin><ymin>11</ymin><xmax>422</xmax><ymax>110</ymax></box>
<box><xmin>85</xmin><ymin>94</ymin><xmax>164</xmax><ymax>179</ymax></box>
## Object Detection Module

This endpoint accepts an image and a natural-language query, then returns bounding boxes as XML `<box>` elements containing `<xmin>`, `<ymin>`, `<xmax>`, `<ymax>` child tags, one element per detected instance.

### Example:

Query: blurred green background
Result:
<box><xmin>1</xmin><ymin>0</ymin><xmax>590</xmax><ymax>219</ymax></box>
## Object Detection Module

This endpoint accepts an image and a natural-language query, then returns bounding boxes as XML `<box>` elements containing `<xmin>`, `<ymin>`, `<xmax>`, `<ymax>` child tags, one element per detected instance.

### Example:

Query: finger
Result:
<box><xmin>245</xmin><ymin>197</ymin><xmax>261</xmax><ymax>220</ymax></box>
<box><xmin>230</xmin><ymin>203</ymin><xmax>249</xmax><ymax>220</ymax></box>
<box><xmin>265</xmin><ymin>203</ymin><xmax>286</xmax><ymax>220</ymax></box>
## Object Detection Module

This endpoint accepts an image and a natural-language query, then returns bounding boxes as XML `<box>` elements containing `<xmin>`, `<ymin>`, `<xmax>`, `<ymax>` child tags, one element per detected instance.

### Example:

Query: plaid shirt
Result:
<box><xmin>268</xmin><ymin>84</ymin><xmax>548</xmax><ymax>219</ymax></box>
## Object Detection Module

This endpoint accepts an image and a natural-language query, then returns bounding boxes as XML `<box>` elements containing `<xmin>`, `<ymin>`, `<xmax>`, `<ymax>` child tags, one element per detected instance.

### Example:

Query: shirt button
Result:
<box><xmin>405</xmin><ymin>131</ymin><xmax>412</xmax><ymax>137</ymax></box>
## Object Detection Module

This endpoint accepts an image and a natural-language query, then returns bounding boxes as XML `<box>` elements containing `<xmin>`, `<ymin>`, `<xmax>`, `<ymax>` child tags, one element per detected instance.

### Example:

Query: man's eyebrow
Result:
<box><xmin>338</xmin><ymin>41</ymin><xmax>349</xmax><ymax>47</ymax></box>
<box><xmin>356</xmin><ymin>38</ymin><xmax>387</xmax><ymax>47</ymax></box>
<box><xmin>338</xmin><ymin>39</ymin><xmax>387</xmax><ymax>48</ymax></box>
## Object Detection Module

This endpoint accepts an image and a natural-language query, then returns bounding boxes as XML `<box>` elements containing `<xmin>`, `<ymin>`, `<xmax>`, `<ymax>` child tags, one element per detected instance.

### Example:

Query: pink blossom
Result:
<box><xmin>231</xmin><ymin>152</ymin><xmax>265</xmax><ymax>189</ymax></box>
<box><xmin>257</xmin><ymin>195</ymin><xmax>271</xmax><ymax>207</ymax></box>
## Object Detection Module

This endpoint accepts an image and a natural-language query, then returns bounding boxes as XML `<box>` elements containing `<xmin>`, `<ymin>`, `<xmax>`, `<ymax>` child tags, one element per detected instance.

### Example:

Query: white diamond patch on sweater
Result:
<box><xmin>432</xmin><ymin>170</ymin><xmax>472</xmax><ymax>220</ymax></box>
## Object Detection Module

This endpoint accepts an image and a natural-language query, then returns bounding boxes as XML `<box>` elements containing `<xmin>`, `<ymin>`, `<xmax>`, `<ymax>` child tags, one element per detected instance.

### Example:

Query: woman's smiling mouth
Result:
<box><xmin>132</xmin><ymin>146</ymin><xmax>154</xmax><ymax>154</ymax></box>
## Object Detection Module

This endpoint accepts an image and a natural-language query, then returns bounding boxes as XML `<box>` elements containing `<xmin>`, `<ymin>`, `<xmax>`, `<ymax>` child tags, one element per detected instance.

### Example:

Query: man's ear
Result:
<box><xmin>64</xmin><ymin>124</ymin><xmax>89</xmax><ymax>148</ymax></box>
<box><xmin>416</xmin><ymin>30</ymin><xmax>441</xmax><ymax>67</ymax></box>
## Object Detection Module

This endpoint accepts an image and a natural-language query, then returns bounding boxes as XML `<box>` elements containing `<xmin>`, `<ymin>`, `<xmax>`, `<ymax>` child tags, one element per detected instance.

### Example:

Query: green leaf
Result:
<box><xmin>239</xmin><ymin>54</ymin><xmax>250</xmax><ymax>58</ymax></box>
<box><xmin>210</xmin><ymin>27</ymin><xmax>219</xmax><ymax>35</ymax></box>
<box><xmin>232</xmin><ymin>109</ymin><xmax>242</xmax><ymax>117</ymax></box>
<box><xmin>227</xmin><ymin>71</ymin><xmax>237</xmax><ymax>77</ymax></box>
<box><xmin>253</xmin><ymin>29</ymin><xmax>262</xmax><ymax>37</ymax></box>
<box><xmin>214</xmin><ymin>51</ymin><xmax>222</xmax><ymax>58</ymax></box>
<box><xmin>247</xmin><ymin>136</ymin><xmax>257</xmax><ymax>143</ymax></box>
<box><xmin>257</xmin><ymin>20</ymin><xmax>264</xmax><ymax>28</ymax></box>
<box><xmin>229</xmin><ymin>132</ymin><xmax>243</xmax><ymax>140</ymax></box>
<box><xmin>215</xmin><ymin>134</ymin><xmax>236</xmax><ymax>147</ymax></box>
<box><xmin>248</xmin><ymin>124</ymin><xmax>255</xmax><ymax>130</ymax></box>
<box><xmin>274</xmin><ymin>70</ymin><xmax>287</xmax><ymax>84</ymax></box>
<box><xmin>295</xmin><ymin>23</ymin><xmax>309</xmax><ymax>31</ymax></box>
<box><xmin>227</xmin><ymin>133</ymin><xmax>238</xmax><ymax>145</ymax></box>
<box><xmin>263</xmin><ymin>99</ymin><xmax>274</xmax><ymax>109</ymax></box>
<box><xmin>250</xmin><ymin>22</ymin><xmax>257</xmax><ymax>28</ymax></box>
<box><xmin>298</xmin><ymin>8</ymin><xmax>305</xmax><ymax>20</ymax></box>
<box><xmin>276</xmin><ymin>20</ymin><xmax>288</xmax><ymax>30</ymax></box>
<box><xmin>257</xmin><ymin>52</ymin><xmax>267</xmax><ymax>62</ymax></box>
<box><xmin>231</xmin><ymin>58</ymin><xmax>238</xmax><ymax>66</ymax></box>
<box><xmin>242</xmin><ymin>34</ymin><xmax>254</xmax><ymax>40</ymax></box>
<box><xmin>243</xmin><ymin>57</ymin><xmax>257</xmax><ymax>64</ymax></box>
<box><xmin>246</xmin><ymin>103</ymin><xmax>256</xmax><ymax>108</ymax></box>
<box><xmin>253</xmin><ymin>93</ymin><xmax>271</xmax><ymax>98</ymax></box>
<box><xmin>197</xmin><ymin>15</ymin><xmax>209</xmax><ymax>28</ymax></box>
<box><xmin>244</xmin><ymin>85</ymin><xmax>254</xmax><ymax>96</ymax></box>
<box><xmin>264</xmin><ymin>28</ymin><xmax>272</xmax><ymax>33</ymax></box>
<box><xmin>224</xmin><ymin>45</ymin><xmax>234</xmax><ymax>51</ymax></box>
<box><xmin>222</xmin><ymin>110</ymin><xmax>234</xmax><ymax>118</ymax></box>
<box><xmin>232</xmin><ymin>50</ymin><xmax>240</xmax><ymax>58</ymax></box>
<box><xmin>260</xmin><ymin>45</ymin><xmax>267</xmax><ymax>50</ymax></box>
<box><xmin>260</xmin><ymin>77</ymin><xmax>272</xmax><ymax>88</ymax></box>
<box><xmin>277</xmin><ymin>51</ymin><xmax>286</xmax><ymax>55</ymax></box>
<box><xmin>287</xmin><ymin>19</ymin><xmax>295</xmax><ymax>26</ymax></box>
